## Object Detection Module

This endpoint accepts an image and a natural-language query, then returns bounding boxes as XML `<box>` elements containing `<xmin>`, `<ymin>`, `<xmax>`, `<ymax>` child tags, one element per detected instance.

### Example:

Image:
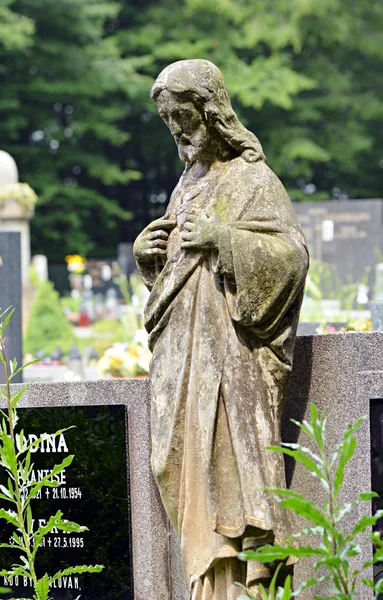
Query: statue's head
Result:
<box><xmin>151</xmin><ymin>59</ymin><xmax>266</xmax><ymax>164</ymax></box>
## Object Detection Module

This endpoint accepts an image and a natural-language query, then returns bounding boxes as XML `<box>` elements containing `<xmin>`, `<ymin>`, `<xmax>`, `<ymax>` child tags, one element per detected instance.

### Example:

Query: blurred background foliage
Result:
<box><xmin>0</xmin><ymin>0</ymin><xmax>382</xmax><ymax>259</ymax></box>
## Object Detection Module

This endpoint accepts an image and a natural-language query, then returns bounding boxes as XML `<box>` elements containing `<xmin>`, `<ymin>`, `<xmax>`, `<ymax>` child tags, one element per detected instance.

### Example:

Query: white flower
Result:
<box><xmin>137</xmin><ymin>350</ymin><xmax>151</xmax><ymax>374</ymax></box>
<box><xmin>134</xmin><ymin>329</ymin><xmax>149</xmax><ymax>348</ymax></box>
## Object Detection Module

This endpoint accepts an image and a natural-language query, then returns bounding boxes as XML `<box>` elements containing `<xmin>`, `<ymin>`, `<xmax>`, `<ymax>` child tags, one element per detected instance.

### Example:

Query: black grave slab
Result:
<box><xmin>293</xmin><ymin>199</ymin><xmax>383</xmax><ymax>284</ymax></box>
<box><xmin>0</xmin><ymin>405</ymin><xmax>133</xmax><ymax>600</ymax></box>
<box><xmin>370</xmin><ymin>398</ymin><xmax>383</xmax><ymax>592</ymax></box>
<box><xmin>0</xmin><ymin>231</ymin><xmax>22</xmax><ymax>383</ymax></box>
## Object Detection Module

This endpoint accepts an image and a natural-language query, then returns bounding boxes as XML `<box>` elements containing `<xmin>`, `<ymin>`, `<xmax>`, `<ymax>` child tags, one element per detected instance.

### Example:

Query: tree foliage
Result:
<box><xmin>0</xmin><ymin>0</ymin><xmax>382</xmax><ymax>259</ymax></box>
<box><xmin>24</xmin><ymin>281</ymin><xmax>75</xmax><ymax>355</ymax></box>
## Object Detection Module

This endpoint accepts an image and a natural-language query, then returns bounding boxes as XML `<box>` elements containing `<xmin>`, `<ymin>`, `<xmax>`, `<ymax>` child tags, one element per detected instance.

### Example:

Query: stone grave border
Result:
<box><xmin>0</xmin><ymin>379</ymin><xmax>172</xmax><ymax>600</ymax></box>
<box><xmin>3</xmin><ymin>333</ymin><xmax>383</xmax><ymax>599</ymax></box>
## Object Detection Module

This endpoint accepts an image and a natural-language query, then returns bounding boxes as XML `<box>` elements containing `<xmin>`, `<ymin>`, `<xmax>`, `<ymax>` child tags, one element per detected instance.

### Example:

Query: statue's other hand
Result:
<box><xmin>134</xmin><ymin>219</ymin><xmax>176</xmax><ymax>263</ymax></box>
<box><xmin>180</xmin><ymin>213</ymin><xmax>221</xmax><ymax>252</ymax></box>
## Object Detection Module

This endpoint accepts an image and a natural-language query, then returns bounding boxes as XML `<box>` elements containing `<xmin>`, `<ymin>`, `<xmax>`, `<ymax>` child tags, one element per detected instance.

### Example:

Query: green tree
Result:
<box><xmin>0</xmin><ymin>0</ymin><xmax>133</xmax><ymax>259</ymax></box>
<box><xmin>0</xmin><ymin>0</ymin><xmax>382</xmax><ymax>259</ymax></box>
<box><xmin>24</xmin><ymin>281</ymin><xmax>75</xmax><ymax>355</ymax></box>
<box><xmin>0</xmin><ymin>0</ymin><xmax>34</xmax><ymax>51</ymax></box>
<box><xmin>117</xmin><ymin>0</ymin><xmax>383</xmax><ymax>215</ymax></box>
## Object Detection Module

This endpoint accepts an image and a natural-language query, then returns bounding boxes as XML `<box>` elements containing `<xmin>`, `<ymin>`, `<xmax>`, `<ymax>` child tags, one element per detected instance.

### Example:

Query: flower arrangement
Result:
<box><xmin>97</xmin><ymin>330</ymin><xmax>151</xmax><ymax>378</ymax></box>
<box><xmin>342</xmin><ymin>317</ymin><xmax>371</xmax><ymax>332</ymax></box>
<box><xmin>0</xmin><ymin>182</ymin><xmax>37</xmax><ymax>210</ymax></box>
<box><xmin>316</xmin><ymin>317</ymin><xmax>371</xmax><ymax>334</ymax></box>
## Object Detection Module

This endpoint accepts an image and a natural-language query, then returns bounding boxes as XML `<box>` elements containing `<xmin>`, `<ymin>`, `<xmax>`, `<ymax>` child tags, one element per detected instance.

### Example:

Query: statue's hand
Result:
<box><xmin>180</xmin><ymin>214</ymin><xmax>221</xmax><ymax>251</ymax></box>
<box><xmin>134</xmin><ymin>218</ymin><xmax>176</xmax><ymax>263</ymax></box>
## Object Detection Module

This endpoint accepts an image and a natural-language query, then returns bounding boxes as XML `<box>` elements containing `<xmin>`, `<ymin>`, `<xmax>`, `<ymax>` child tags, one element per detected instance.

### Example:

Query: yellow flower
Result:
<box><xmin>110</xmin><ymin>356</ymin><xmax>122</xmax><ymax>369</ymax></box>
<box><xmin>65</xmin><ymin>254</ymin><xmax>87</xmax><ymax>274</ymax></box>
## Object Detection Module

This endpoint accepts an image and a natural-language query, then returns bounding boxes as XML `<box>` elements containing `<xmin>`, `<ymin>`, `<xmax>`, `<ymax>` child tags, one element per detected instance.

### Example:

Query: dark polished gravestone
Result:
<box><xmin>0</xmin><ymin>380</ymin><xmax>168</xmax><ymax>600</ymax></box>
<box><xmin>0</xmin><ymin>405</ymin><xmax>134</xmax><ymax>600</ymax></box>
<box><xmin>0</xmin><ymin>231</ymin><xmax>22</xmax><ymax>383</ymax></box>
<box><xmin>370</xmin><ymin>398</ymin><xmax>383</xmax><ymax>592</ymax></box>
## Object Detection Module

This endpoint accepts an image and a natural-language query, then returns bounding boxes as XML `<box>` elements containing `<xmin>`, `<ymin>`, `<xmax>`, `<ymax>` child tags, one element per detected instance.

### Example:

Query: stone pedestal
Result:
<box><xmin>0</xmin><ymin>150</ymin><xmax>36</xmax><ymax>287</ymax></box>
<box><xmin>0</xmin><ymin>197</ymin><xmax>34</xmax><ymax>286</ymax></box>
<box><xmin>3</xmin><ymin>333</ymin><xmax>383</xmax><ymax>598</ymax></box>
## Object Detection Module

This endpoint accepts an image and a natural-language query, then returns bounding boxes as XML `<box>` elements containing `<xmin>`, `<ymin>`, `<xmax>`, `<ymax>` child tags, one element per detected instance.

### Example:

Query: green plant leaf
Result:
<box><xmin>3</xmin><ymin>308</ymin><xmax>15</xmax><ymax>328</ymax></box>
<box><xmin>238</xmin><ymin>544</ymin><xmax>327</xmax><ymax>563</ymax></box>
<box><xmin>293</xmin><ymin>575</ymin><xmax>329</xmax><ymax>594</ymax></box>
<box><xmin>50</xmin><ymin>564</ymin><xmax>104</xmax><ymax>583</ymax></box>
<box><xmin>10</xmin><ymin>359</ymin><xmax>44</xmax><ymax>380</ymax></box>
<box><xmin>359</xmin><ymin>492</ymin><xmax>378</xmax><ymax>502</ymax></box>
<box><xmin>33</xmin><ymin>511</ymin><xmax>63</xmax><ymax>554</ymax></box>
<box><xmin>361</xmin><ymin>577</ymin><xmax>374</xmax><ymax>589</ymax></box>
<box><xmin>333</xmin><ymin>418</ymin><xmax>365</xmax><ymax>499</ymax></box>
<box><xmin>27</xmin><ymin>455</ymin><xmax>74</xmax><ymax>502</ymax></box>
<box><xmin>281</xmin><ymin>575</ymin><xmax>292</xmax><ymax>599</ymax></box>
<box><xmin>26</xmin><ymin>505</ymin><xmax>32</xmax><ymax>536</ymax></box>
<box><xmin>0</xmin><ymin>566</ymin><xmax>30</xmax><ymax>579</ymax></box>
<box><xmin>0</xmin><ymin>485</ymin><xmax>13</xmax><ymax>501</ymax></box>
<box><xmin>278</xmin><ymin>496</ymin><xmax>331</xmax><ymax>529</ymax></box>
<box><xmin>1</xmin><ymin>434</ymin><xmax>17</xmax><ymax>475</ymax></box>
<box><xmin>353</xmin><ymin>512</ymin><xmax>383</xmax><ymax>536</ymax></box>
<box><xmin>266</xmin><ymin>446</ymin><xmax>324</xmax><ymax>481</ymax></box>
<box><xmin>35</xmin><ymin>574</ymin><xmax>49</xmax><ymax>600</ymax></box>
<box><xmin>55</xmin><ymin>520</ymin><xmax>88</xmax><ymax>534</ymax></box>
<box><xmin>23</xmin><ymin>428</ymin><xmax>74</xmax><ymax>455</ymax></box>
<box><xmin>0</xmin><ymin>508</ymin><xmax>19</xmax><ymax>527</ymax></box>
<box><xmin>11</xmin><ymin>383</ymin><xmax>36</xmax><ymax>411</ymax></box>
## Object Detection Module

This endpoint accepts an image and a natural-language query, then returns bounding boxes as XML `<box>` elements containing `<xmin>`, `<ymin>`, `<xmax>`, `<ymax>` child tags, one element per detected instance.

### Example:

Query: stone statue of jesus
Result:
<box><xmin>134</xmin><ymin>59</ymin><xmax>308</xmax><ymax>599</ymax></box>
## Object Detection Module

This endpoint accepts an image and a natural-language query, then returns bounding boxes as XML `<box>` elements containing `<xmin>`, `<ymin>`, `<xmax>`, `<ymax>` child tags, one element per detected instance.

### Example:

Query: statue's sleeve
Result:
<box><xmin>211</xmin><ymin>188</ymin><xmax>308</xmax><ymax>338</ymax></box>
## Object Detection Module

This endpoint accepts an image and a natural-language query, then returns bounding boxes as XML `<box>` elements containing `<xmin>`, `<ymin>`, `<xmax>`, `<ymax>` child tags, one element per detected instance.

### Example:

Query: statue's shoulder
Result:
<box><xmin>223</xmin><ymin>157</ymin><xmax>285</xmax><ymax>193</ymax></box>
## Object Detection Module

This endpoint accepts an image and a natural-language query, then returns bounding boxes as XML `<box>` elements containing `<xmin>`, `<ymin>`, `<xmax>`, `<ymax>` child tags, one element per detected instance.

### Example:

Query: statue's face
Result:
<box><xmin>156</xmin><ymin>90</ymin><xmax>209</xmax><ymax>163</ymax></box>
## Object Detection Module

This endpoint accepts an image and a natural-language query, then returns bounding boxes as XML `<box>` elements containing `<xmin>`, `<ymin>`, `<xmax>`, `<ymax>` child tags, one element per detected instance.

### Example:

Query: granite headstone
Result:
<box><xmin>3</xmin><ymin>333</ymin><xmax>383</xmax><ymax>599</ymax></box>
<box><xmin>0</xmin><ymin>404</ymin><xmax>133</xmax><ymax>600</ymax></box>
<box><xmin>293</xmin><ymin>199</ymin><xmax>383</xmax><ymax>284</ymax></box>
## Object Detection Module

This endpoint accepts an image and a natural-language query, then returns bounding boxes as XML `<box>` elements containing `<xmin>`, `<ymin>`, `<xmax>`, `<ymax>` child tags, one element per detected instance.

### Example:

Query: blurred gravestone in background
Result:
<box><xmin>0</xmin><ymin>231</ymin><xmax>22</xmax><ymax>383</ymax></box>
<box><xmin>294</xmin><ymin>199</ymin><xmax>383</xmax><ymax>286</ymax></box>
<box><xmin>0</xmin><ymin>150</ymin><xmax>36</xmax><ymax>287</ymax></box>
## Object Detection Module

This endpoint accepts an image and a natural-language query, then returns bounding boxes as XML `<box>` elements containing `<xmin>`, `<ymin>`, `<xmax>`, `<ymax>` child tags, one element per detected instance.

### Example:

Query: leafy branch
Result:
<box><xmin>238</xmin><ymin>403</ymin><xmax>383</xmax><ymax>599</ymax></box>
<box><xmin>0</xmin><ymin>307</ymin><xmax>103</xmax><ymax>599</ymax></box>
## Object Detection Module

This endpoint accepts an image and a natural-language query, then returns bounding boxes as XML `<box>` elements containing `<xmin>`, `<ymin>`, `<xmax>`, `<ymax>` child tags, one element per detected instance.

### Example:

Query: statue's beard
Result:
<box><xmin>177</xmin><ymin>141</ymin><xmax>199</xmax><ymax>163</ymax></box>
<box><xmin>175</xmin><ymin>132</ymin><xmax>208</xmax><ymax>163</ymax></box>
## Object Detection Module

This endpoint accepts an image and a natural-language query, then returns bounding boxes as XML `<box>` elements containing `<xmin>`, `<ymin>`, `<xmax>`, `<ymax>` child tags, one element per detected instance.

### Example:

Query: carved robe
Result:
<box><xmin>134</xmin><ymin>156</ymin><xmax>308</xmax><ymax>597</ymax></box>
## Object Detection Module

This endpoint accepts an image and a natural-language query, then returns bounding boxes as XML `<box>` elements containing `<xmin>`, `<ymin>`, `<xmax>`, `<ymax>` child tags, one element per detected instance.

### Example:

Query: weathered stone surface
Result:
<box><xmin>134</xmin><ymin>59</ymin><xmax>309</xmax><ymax>599</ymax></box>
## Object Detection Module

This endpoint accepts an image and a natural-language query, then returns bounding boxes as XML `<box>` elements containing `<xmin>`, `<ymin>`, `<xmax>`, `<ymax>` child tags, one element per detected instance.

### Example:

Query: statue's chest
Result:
<box><xmin>166</xmin><ymin>178</ymin><xmax>221</xmax><ymax>259</ymax></box>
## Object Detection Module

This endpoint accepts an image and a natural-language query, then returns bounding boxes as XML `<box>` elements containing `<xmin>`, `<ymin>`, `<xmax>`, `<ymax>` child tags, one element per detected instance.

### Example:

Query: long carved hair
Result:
<box><xmin>151</xmin><ymin>59</ymin><xmax>266</xmax><ymax>163</ymax></box>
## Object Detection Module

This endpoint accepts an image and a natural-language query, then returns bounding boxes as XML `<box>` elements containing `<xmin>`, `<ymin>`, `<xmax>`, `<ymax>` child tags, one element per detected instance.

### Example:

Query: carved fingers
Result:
<box><xmin>134</xmin><ymin>219</ymin><xmax>176</xmax><ymax>263</ymax></box>
<box><xmin>180</xmin><ymin>213</ymin><xmax>220</xmax><ymax>251</ymax></box>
